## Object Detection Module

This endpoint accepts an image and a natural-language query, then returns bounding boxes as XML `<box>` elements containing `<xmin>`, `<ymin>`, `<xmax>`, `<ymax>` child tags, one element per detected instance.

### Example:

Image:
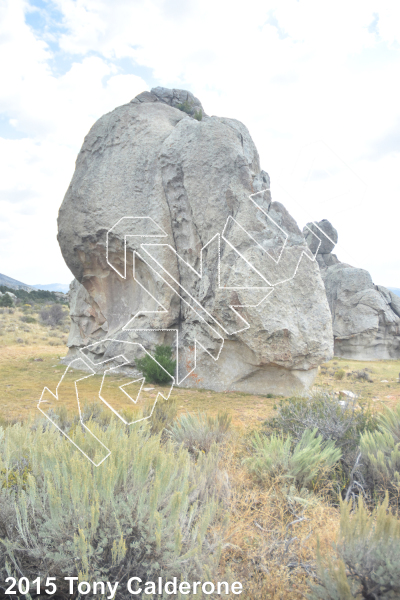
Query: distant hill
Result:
<box><xmin>0</xmin><ymin>273</ymin><xmax>33</xmax><ymax>291</ymax></box>
<box><xmin>1</xmin><ymin>268</ymin><xmax>397</xmax><ymax>299</ymax></box>
<box><xmin>0</xmin><ymin>273</ymin><xmax>70</xmax><ymax>294</ymax></box>
<box><xmin>33</xmin><ymin>283</ymin><xmax>70</xmax><ymax>293</ymax></box>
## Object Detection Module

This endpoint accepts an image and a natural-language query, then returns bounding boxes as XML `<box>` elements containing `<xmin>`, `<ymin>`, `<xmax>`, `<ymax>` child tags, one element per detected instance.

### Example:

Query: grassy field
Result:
<box><xmin>0</xmin><ymin>344</ymin><xmax>279</xmax><ymax>427</ymax></box>
<box><xmin>0</xmin><ymin>303</ymin><xmax>69</xmax><ymax>346</ymax></box>
<box><xmin>2</xmin><ymin>343</ymin><xmax>399</xmax><ymax>426</ymax></box>
<box><xmin>1</xmin><ymin>303</ymin><xmax>399</xmax><ymax>424</ymax></box>
<box><xmin>313</xmin><ymin>356</ymin><xmax>400</xmax><ymax>408</ymax></box>
<box><xmin>1</xmin><ymin>304</ymin><xmax>400</xmax><ymax>598</ymax></box>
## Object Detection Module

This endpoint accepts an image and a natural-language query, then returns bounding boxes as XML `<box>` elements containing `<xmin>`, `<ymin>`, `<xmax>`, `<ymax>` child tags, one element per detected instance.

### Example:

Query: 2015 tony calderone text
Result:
<box><xmin>4</xmin><ymin>576</ymin><xmax>243</xmax><ymax>597</ymax></box>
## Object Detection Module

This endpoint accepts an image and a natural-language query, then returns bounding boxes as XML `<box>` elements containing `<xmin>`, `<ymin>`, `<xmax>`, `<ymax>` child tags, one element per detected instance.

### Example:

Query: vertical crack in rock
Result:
<box><xmin>58</xmin><ymin>87</ymin><xmax>334</xmax><ymax>395</ymax></box>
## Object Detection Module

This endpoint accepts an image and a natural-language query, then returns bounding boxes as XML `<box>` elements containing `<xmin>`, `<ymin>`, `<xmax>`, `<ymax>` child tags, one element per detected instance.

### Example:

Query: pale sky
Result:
<box><xmin>1</xmin><ymin>0</ymin><xmax>399</xmax><ymax>287</ymax></box>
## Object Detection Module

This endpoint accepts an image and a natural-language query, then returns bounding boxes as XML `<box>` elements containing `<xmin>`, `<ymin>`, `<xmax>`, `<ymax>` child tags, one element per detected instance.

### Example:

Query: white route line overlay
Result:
<box><xmin>39</xmin><ymin>190</ymin><xmax>328</xmax><ymax>465</ymax></box>
<box><xmin>125</xmin><ymin>249</ymin><xmax>276</xmax><ymax>384</ymax></box>
<box><xmin>37</xmin><ymin>342</ymin><xmax>174</xmax><ymax>467</ymax></box>
<box><xmin>106</xmin><ymin>216</ymin><xmax>168</xmax><ymax>279</ymax></box>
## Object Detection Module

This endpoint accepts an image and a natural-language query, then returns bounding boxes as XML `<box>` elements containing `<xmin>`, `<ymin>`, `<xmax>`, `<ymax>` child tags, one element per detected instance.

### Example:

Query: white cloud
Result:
<box><xmin>0</xmin><ymin>0</ymin><xmax>147</xmax><ymax>283</ymax></box>
<box><xmin>376</xmin><ymin>1</ymin><xmax>400</xmax><ymax>45</ymax></box>
<box><xmin>0</xmin><ymin>0</ymin><xmax>399</xmax><ymax>286</ymax></box>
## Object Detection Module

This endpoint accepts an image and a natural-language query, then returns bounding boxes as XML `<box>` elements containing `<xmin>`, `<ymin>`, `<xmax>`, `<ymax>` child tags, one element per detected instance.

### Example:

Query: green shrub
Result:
<box><xmin>176</xmin><ymin>101</ymin><xmax>202</xmax><ymax>120</ymax></box>
<box><xmin>0</xmin><ymin>419</ymin><xmax>225</xmax><ymax>596</ymax></box>
<box><xmin>245</xmin><ymin>429</ymin><xmax>341</xmax><ymax>491</ymax></box>
<box><xmin>20</xmin><ymin>315</ymin><xmax>36</xmax><ymax>323</ymax></box>
<box><xmin>0</xmin><ymin>294</ymin><xmax>13</xmax><ymax>307</ymax></box>
<box><xmin>40</xmin><ymin>303</ymin><xmax>67</xmax><ymax>326</ymax></box>
<box><xmin>266</xmin><ymin>391</ymin><xmax>377</xmax><ymax>463</ymax></box>
<box><xmin>334</xmin><ymin>369</ymin><xmax>345</xmax><ymax>380</ymax></box>
<box><xmin>308</xmin><ymin>493</ymin><xmax>400</xmax><ymax>599</ymax></box>
<box><xmin>359</xmin><ymin>404</ymin><xmax>400</xmax><ymax>501</ymax></box>
<box><xmin>136</xmin><ymin>344</ymin><xmax>176</xmax><ymax>384</ymax></box>
<box><xmin>148</xmin><ymin>397</ymin><xmax>178</xmax><ymax>436</ymax></box>
<box><xmin>169</xmin><ymin>411</ymin><xmax>232</xmax><ymax>454</ymax></box>
<box><xmin>177</xmin><ymin>100</ymin><xmax>192</xmax><ymax>114</ymax></box>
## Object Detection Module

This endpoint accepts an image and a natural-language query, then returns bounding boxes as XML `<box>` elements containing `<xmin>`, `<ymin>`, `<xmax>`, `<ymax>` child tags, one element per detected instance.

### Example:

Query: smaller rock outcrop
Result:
<box><xmin>303</xmin><ymin>219</ymin><xmax>339</xmax><ymax>269</ymax></box>
<box><xmin>131</xmin><ymin>87</ymin><xmax>206</xmax><ymax>118</ymax></box>
<box><xmin>0</xmin><ymin>291</ymin><xmax>16</xmax><ymax>303</ymax></box>
<box><xmin>303</xmin><ymin>219</ymin><xmax>400</xmax><ymax>360</ymax></box>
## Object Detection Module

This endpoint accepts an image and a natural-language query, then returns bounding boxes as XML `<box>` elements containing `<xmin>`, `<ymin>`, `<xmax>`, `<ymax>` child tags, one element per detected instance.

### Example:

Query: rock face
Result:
<box><xmin>303</xmin><ymin>219</ymin><xmax>400</xmax><ymax>360</ymax></box>
<box><xmin>133</xmin><ymin>87</ymin><xmax>207</xmax><ymax>118</ymax></box>
<box><xmin>304</xmin><ymin>220</ymin><xmax>339</xmax><ymax>269</ymax></box>
<box><xmin>58</xmin><ymin>87</ymin><xmax>333</xmax><ymax>395</ymax></box>
<box><xmin>0</xmin><ymin>291</ymin><xmax>16</xmax><ymax>302</ymax></box>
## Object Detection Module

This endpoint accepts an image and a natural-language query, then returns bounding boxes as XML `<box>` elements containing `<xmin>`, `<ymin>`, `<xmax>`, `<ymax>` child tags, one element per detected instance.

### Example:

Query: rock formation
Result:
<box><xmin>303</xmin><ymin>219</ymin><xmax>339</xmax><ymax>269</ymax></box>
<box><xmin>303</xmin><ymin>219</ymin><xmax>400</xmax><ymax>360</ymax></box>
<box><xmin>58</xmin><ymin>87</ymin><xmax>334</xmax><ymax>395</ymax></box>
<box><xmin>0</xmin><ymin>290</ymin><xmax>16</xmax><ymax>302</ymax></box>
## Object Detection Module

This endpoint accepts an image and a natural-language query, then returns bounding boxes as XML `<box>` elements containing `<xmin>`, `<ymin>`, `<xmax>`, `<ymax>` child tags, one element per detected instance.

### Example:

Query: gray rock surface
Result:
<box><xmin>304</xmin><ymin>219</ymin><xmax>338</xmax><ymax>255</ymax></box>
<box><xmin>1</xmin><ymin>291</ymin><xmax>17</xmax><ymax>300</ymax></box>
<box><xmin>303</xmin><ymin>219</ymin><xmax>400</xmax><ymax>360</ymax></box>
<box><xmin>132</xmin><ymin>87</ymin><xmax>206</xmax><ymax>118</ymax></box>
<box><xmin>58</xmin><ymin>88</ymin><xmax>333</xmax><ymax>395</ymax></box>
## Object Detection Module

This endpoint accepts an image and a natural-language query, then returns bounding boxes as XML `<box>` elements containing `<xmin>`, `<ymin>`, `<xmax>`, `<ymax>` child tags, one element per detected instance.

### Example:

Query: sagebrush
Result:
<box><xmin>309</xmin><ymin>493</ymin><xmax>400</xmax><ymax>599</ymax></box>
<box><xmin>40</xmin><ymin>303</ymin><xmax>67</xmax><ymax>326</ymax></box>
<box><xmin>0</xmin><ymin>419</ymin><xmax>226</xmax><ymax>598</ymax></box>
<box><xmin>360</xmin><ymin>403</ymin><xmax>400</xmax><ymax>502</ymax></box>
<box><xmin>265</xmin><ymin>391</ymin><xmax>377</xmax><ymax>465</ymax></box>
<box><xmin>169</xmin><ymin>411</ymin><xmax>232</xmax><ymax>454</ymax></box>
<box><xmin>245</xmin><ymin>428</ymin><xmax>341</xmax><ymax>491</ymax></box>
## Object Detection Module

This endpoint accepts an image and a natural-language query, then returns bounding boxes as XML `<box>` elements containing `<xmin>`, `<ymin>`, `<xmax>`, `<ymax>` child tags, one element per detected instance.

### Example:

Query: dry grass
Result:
<box><xmin>0</xmin><ymin>304</ymin><xmax>69</xmax><ymax>420</ymax></box>
<box><xmin>315</xmin><ymin>356</ymin><xmax>400</xmax><ymax>410</ymax></box>
<box><xmin>0</xmin><ymin>304</ymin><xmax>69</xmax><ymax>347</ymax></box>
<box><xmin>217</xmin><ymin>438</ymin><xmax>340</xmax><ymax>599</ymax></box>
<box><xmin>0</xmin><ymin>351</ymin><xmax>277</xmax><ymax>426</ymax></box>
<box><xmin>1</xmin><ymin>333</ymin><xmax>399</xmax><ymax>429</ymax></box>
<box><xmin>1</xmin><ymin>324</ymin><xmax>400</xmax><ymax>597</ymax></box>
<box><xmin>1</xmin><ymin>305</ymin><xmax>398</xmax><ymax>423</ymax></box>
<box><xmin>0</xmin><ymin>320</ymin><xmax>277</xmax><ymax>425</ymax></box>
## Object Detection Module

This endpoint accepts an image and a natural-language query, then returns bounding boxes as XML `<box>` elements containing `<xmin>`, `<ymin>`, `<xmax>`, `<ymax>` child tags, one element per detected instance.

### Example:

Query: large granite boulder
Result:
<box><xmin>303</xmin><ymin>219</ymin><xmax>400</xmax><ymax>360</ymax></box>
<box><xmin>58</xmin><ymin>87</ymin><xmax>333</xmax><ymax>395</ymax></box>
